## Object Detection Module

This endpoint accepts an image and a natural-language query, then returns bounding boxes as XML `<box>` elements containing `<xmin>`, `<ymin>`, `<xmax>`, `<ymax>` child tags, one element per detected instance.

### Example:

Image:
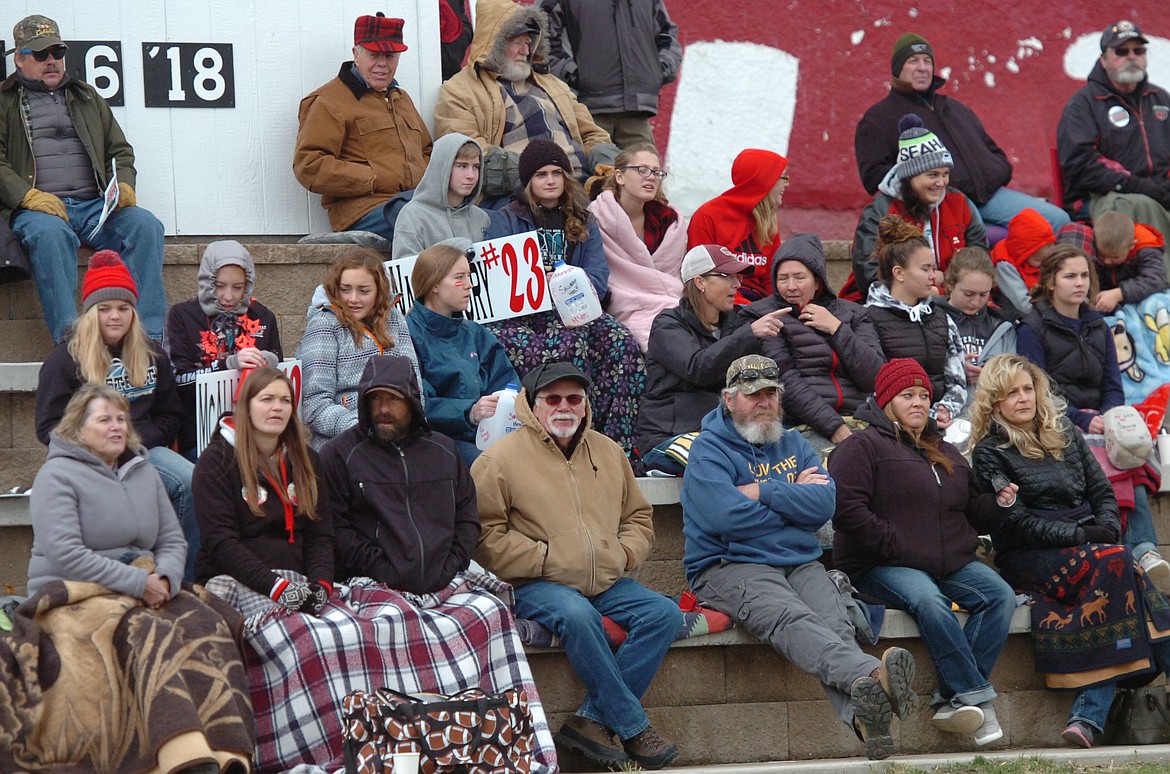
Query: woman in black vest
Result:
<box><xmin>864</xmin><ymin>215</ymin><xmax>966</xmax><ymax>429</ymax></box>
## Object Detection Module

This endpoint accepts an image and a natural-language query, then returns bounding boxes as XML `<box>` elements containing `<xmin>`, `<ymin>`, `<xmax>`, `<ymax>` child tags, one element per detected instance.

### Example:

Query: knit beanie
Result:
<box><xmin>874</xmin><ymin>358</ymin><xmax>932</xmax><ymax>408</ymax></box>
<box><xmin>893</xmin><ymin>114</ymin><xmax>952</xmax><ymax>183</ymax></box>
<box><xmin>81</xmin><ymin>250</ymin><xmax>138</xmax><ymax>312</ymax></box>
<box><xmin>891</xmin><ymin>33</ymin><xmax>934</xmax><ymax>77</ymax></box>
<box><xmin>519</xmin><ymin>139</ymin><xmax>572</xmax><ymax>188</ymax></box>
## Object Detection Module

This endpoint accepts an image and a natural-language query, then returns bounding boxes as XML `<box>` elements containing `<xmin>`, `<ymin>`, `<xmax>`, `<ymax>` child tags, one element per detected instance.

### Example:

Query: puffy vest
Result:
<box><xmin>868</xmin><ymin>305</ymin><xmax>949</xmax><ymax>400</ymax></box>
<box><xmin>1024</xmin><ymin>303</ymin><xmax>1109</xmax><ymax>410</ymax></box>
<box><xmin>26</xmin><ymin>89</ymin><xmax>98</xmax><ymax>199</ymax></box>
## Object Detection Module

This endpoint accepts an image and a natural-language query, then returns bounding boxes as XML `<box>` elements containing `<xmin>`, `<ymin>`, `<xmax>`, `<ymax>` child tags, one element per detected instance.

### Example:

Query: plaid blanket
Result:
<box><xmin>205</xmin><ymin>570</ymin><xmax>557</xmax><ymax>773</ymax></box>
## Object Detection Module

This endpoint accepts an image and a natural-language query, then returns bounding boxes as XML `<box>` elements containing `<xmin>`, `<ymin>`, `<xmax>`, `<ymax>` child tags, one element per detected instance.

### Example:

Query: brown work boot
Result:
<box><xmin>555</xmin><ymin>715</ymin><xmax>628</xmax><ymax>766</ymax></box>
<box><xmin>622</xmin><ymin>724</ymin><xmax>679</xmax><ymax>769</ymax></box>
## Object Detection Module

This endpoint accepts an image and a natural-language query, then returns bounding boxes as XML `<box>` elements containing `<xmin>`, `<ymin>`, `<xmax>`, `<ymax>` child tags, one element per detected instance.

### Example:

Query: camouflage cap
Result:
<box><xmin>13</xmin><ymin>15</ymin><xmax>63</xmax><ymax>53</ymax></box>
<box><xmin>726</xmin><ymin>354</ymin><xmax>783</xmax><ymax>395</ymax></box>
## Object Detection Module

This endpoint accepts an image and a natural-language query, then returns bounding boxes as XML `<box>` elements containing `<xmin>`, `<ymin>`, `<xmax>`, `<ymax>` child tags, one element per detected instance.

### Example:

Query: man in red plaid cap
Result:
<box><xmin>294</xmin><ymin>13</ymin><xmax>432</xmax><ymax>241</ymax></box>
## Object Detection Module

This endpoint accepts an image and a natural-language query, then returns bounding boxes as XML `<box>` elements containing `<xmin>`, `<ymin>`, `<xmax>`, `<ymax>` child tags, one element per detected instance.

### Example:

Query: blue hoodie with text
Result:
<box><xmin>680</xmin><ymin>403</ymin><xmax>836</xmax><ymax>587</ymax></box>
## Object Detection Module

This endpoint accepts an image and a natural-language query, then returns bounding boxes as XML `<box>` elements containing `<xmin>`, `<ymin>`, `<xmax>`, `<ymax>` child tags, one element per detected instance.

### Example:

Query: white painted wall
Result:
<box><xmin>2</xmin><ymin>0</ymin><xmax>440</xmax><ymax>236</ymax></box>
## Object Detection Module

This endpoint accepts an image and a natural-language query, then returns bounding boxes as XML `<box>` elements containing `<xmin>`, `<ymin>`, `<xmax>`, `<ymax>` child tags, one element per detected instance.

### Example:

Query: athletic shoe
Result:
<box><xmin>555</xmin><ymin>715</ymin><xmax>628</xmax><ymax>766</ymax></box>
<box><xmin>851</xmin><ymin>676</ymin><xmax>894</xmax><ymax>760</ymax></box>
<box><xmin>973</xmin><ymin>702</ymin><xmax>1004</xmax><ymax>746</ymax></box>
<box><xmin>1061</xmin><ymin>720</ymin><xmax>1095</xmax><ymax>748</ymax></box>
<box><xmin>622</xmin><ymin>724</ymin><xmax>680</xmax><ymax>770</ymax></box>
<box><xmin>878</xmin><ymin>646</ymin><xmax>918</xmax><ymax>719</ymax></box>
<box><xmin>1139</xmin><ymin>550</ymin><xmax>1170</xmax><ymax>586</ymax></box>
<box><xmin>931</xmin><ymin>703</ymin><xmax>984</xmax><ymax>734</ymax></box>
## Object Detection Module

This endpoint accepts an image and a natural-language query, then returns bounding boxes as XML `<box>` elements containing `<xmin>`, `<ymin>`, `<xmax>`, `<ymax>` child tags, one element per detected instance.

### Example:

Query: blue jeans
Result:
<box><xmin>12</xmin><ymin>198</ymin><xmax>166</xmax><ymax>342</ymax></box>
<box><xmin>978</xmin><ymin>186</ymin><xmax>1071</xmax><ymax>233</ymax></box>
<box><xmin>1124</xmin><ymin>485</ymin><xmax>1158</xmax><ymax>560</ymax></box>
<box><xmin>148</xmin><ymin>445</ymin><xmax>198</xmax><ymax>582</ymax></box>
<box><xmin>347</xmin><ymin>205</ymin><xmax>395</xmax><ymax>241</ymax></box>
<box><xmin>514</xmin><ymin>577</ymin><xmax>681</xmax><ymax>739</ymax></box>
<box><xmin>858</xmin><ymin>561</ymin><xmax>1016</xmax><ymax>707</ymax></box>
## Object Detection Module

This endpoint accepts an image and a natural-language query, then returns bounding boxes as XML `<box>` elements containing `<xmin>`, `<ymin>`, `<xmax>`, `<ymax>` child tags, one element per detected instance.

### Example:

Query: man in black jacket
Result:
<box><xmin>318</xmin><ymin>354</ymin><xmax>480</xmax><ymax>594</ymax></box>
<box><xmin>1057</xmin><ymin>20</ymin><xmax>1170</xmax><ymax>241</ymax></box>
<box><xmin>855</xmin><ymin>33</ymin><xmax>1069</xmax><ymax>232</ymax></box>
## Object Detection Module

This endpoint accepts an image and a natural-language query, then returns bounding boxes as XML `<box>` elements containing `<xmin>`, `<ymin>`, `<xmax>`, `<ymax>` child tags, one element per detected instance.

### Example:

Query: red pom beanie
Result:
<box><xmin>874</xmin><ymin>358</ymin><xmax>932</xmax><ymax>408</ymax></box>
<box><xmin>81</xmin><ymin>250</ymin><xmax>138</xmax><ymax>312</ymax></box>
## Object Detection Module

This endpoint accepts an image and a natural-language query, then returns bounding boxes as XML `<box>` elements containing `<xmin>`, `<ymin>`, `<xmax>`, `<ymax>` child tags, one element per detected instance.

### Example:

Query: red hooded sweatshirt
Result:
<box><xmin>990</xmin><ymin>207</ymin><xmax>1055</xmax><ymax>291</ymax></box>
<box><xmin>687</xmin><ymin>149</ymin><xmax>787</xmax><ymax>303</ymax></box>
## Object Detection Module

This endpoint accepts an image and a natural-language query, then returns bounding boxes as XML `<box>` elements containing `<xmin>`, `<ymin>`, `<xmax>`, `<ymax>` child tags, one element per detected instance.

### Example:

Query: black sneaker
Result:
<box><xmin>622</xmin><ymin>724</ymin><xmax>679</xmax><ymax>770</ymax></box>
<box><xmin>851</xmin><ymin>676</ymin><xmax>894</xmax><ymax>760</ymax></box>
<box><xmin>878</xmin><ymin>646</ymin><xmax>918</xmax><ymax>719</ymax></box>
<box><xmin>555</xmin><ymin>715</ymin><xmax>628</xmax><ymax>766</ymax></box>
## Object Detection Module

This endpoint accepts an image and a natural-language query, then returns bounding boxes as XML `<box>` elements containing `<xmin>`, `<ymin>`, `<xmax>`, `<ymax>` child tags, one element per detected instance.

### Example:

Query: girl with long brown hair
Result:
<box><xmin>297</xmin><ymin>247</ymin><xmax>421</xmax><ymax>449</ymax></box>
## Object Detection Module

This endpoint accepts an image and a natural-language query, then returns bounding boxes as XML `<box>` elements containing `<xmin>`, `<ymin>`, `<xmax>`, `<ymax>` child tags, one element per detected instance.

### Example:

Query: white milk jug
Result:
<box><xmin>476</xmin><ymin>383</ymin><xmax>522</xmax><ymax>450</ymax></box>
<box><xmin>548</xmin><ymin>260</ymin><xmax>602</xmax><ymax>327</ymax></box>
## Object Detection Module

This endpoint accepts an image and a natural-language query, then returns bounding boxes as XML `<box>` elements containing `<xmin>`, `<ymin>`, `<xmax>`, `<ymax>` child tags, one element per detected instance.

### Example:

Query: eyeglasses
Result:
<box><xmin>537</xmin><ymin>393</ymin><xmax>586</xmax><ymax>407</ymax></box>
<box><xmin>21</xmin><ymin>46</ymin><xmax>66</xmax><ymax>62</ymax></box>
<box><xmin>618</xmin><ymin>165</ymin><xmax>668</xmax><ymax>180</ymax></box>
<box><xmin>1114</xmin><ymin>46</ymin><xmax>1147</xmax><ymax>56</ymax></box>
<box><xmin>730</xmin><ymin>367</ymin><xmax>781</xmax><ymax>385</ymax></box>
<box><xmin>702</xmin><ymin>271</ymin><xmax>742</xmax><ymax>283</ymax></box>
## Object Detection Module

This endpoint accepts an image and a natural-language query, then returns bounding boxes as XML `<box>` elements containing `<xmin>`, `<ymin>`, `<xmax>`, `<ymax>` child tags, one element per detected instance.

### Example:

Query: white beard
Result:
<box><xmin>500</xmin><ymin>60</ymin><xmax>533</xmax><ymax>82</ymax></box>
<box><xmin>733</xmin><ymin>415</ymin><xmax>784</xmax><ymax>446</ymax></box>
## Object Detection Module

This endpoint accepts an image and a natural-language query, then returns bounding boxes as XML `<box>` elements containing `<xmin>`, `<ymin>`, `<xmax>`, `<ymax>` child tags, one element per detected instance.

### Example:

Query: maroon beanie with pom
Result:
<box><xmin>81</xmin><ymin>250</ymin><xmax>138</xmax><ymax>312</ymax></box>
<box><xmin>874</xmin><ymin>358</ymin><xmax>932</xmax><ymax>408</ymax></box>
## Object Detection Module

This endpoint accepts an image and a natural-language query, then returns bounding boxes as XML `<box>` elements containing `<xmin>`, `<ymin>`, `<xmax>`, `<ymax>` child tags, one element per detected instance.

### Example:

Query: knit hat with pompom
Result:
<box><xmin>81</xmin><ymin>250</ymin><xmax>138</xmax><ymax>312</ymax></box>
<box><xmin>893</xmin><ymin>114</ymin><xmax>953</xmax><ymax>184</ymax></box>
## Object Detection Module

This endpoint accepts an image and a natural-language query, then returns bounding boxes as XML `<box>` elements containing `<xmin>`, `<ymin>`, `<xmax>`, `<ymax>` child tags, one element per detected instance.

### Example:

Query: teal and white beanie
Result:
<box><xmin>894</xmin><ymin>114</ymin><xmax>953</xmax><ymax>182</ymax></box>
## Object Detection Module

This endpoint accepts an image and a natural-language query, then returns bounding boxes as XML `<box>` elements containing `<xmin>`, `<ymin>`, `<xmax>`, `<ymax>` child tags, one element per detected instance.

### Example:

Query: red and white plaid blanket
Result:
<box><xmin>204</xmin><ymin>571</ymin><xmax>557</xmax><ymax>773</ymax></box>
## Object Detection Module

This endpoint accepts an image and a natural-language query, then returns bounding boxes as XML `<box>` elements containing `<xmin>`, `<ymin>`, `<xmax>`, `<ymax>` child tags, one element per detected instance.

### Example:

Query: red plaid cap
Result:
<box><xmin>354</xmin><ymin>13</ymin><xmax>407</xmax><ymax>53</ymax></box>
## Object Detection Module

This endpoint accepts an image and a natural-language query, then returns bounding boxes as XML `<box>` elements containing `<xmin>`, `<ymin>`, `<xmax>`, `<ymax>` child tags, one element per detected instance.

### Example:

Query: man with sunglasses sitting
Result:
<box><xmin>680</xmin><ymin>354</ymin><xmax>918</xmax><ymax>761</ymax></box>
<box><xmin>471</xmin><ymin>361</ymin><xmax>681</xmax><ymax>770</ymax></box>
<box><xmin>0</xmin><ymin>14</ymin><xmax>166</xmax><ymax>343</ymax></box>
<box><xmin>1058</xmin><ymin>20</ymin><xmax>1170</xmax><ymax>240</ymax></box>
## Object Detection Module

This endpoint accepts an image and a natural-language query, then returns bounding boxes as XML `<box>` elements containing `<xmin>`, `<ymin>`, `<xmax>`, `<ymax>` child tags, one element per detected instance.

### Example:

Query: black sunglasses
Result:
<box><xmin>731</xmin><ymin>367</ymin><xmax>780</xmax><ymax>384</ymax></box>
<box><xmin>538</xmin><ymin>393</ymin><xmax>586</xmax><ymax>407</ymax></box>
<box><xmin>22</xmin><ymin>46</ymin><xmax>67</xmax><ymax>62</ymax></box>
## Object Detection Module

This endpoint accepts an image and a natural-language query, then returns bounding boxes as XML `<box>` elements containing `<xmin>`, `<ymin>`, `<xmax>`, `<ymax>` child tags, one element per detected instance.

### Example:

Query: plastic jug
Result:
<box><xmin>548</xmin><ymin>260</ymin><xmax>603</xmax><ymax>327</ymax></box>
<box><xmin>476</xmin><ymin>383</ymin><xmax>523</xmax><ymax>450</ymax></box>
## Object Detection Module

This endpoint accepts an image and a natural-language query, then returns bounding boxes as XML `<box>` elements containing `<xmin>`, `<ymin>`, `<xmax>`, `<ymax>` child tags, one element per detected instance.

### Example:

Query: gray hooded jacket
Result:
<box><xmin>392</xmin><ymin>133</ymin><xmax>492</xmax><ymax>259</ymax></box>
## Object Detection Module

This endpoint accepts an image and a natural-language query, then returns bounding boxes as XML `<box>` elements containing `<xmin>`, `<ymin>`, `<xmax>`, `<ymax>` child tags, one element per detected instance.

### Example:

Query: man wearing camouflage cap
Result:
<box><xmin>681</xmin><ymin>354</ymin><xmax>918</xmax><ymax>761</ymax></box>
<box><xmin>294</xmin><ymin>12</ymin><xmax>432</xmax><ymax>239</ymax></box>
<box><xmin>0</xmin><ymin>14</ymin><xmax>167</xmax><ymax>342</ymax></box>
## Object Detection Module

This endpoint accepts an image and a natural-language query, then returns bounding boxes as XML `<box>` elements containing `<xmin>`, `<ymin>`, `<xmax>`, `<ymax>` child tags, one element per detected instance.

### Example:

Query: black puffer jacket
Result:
<box><xmin>867</xmin><ymin>303</ymin><xmax>950</xmax><ymax>400</ymax></box>
<box><xmin>740</xmin><ymin>234</ymin><xmax>885</xmax><ymax>438</ymax></box>
<box><xmin>638</xmin><ymin>298</ymin><xmax>760</xmax><ymax>453</ymax></box>
<box><xmin>830</xmin><ymin>397</ymin><xmax>1004</xmax><ymax>580</ymax></box>
<box><xmin>972</xmin><ymin>420</ymin><xmax>1119</xmax><ymax>559</ymax></box>
<box><xmin>1020</xmin><ymin>301</ymin><xmax>1111</xmax><ymax>411</ymax></box>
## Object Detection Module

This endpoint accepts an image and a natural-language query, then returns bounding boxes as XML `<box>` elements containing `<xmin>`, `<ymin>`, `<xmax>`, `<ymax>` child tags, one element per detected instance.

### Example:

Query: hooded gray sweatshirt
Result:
<box><xmin>392</xmin><ymin>133</ymin><xmax>491</xmax><ymax>259</ymax></box>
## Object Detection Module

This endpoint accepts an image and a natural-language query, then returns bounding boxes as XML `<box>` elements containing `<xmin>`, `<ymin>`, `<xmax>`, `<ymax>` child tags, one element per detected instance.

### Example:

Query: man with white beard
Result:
<box><xmin>680</xmin><ymin>354</ymin><xmax>918</xmax><ymax>761</ymax></box>
<box><xmin>434</xmin><ymin>0</ymin><xmax>618</xmax><ymax>199</ymax></box>
<box><xmin>1058</xmin><ymin>20</ymin><xmax>1170</xmax><ymax>239</ymax></box>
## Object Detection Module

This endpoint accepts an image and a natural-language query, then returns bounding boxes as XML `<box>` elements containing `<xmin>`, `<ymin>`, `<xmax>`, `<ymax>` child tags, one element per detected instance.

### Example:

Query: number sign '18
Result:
<box><xmin>142</xmin><ymin>42</ymin><xmax>235</xmax><ymax>108</ymax></box>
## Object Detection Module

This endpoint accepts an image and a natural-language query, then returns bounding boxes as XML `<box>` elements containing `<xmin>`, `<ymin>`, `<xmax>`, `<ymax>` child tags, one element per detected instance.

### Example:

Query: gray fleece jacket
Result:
<box><xmin>392</xmin><ymin>132</ymin><xmax>492</xmax><ymax>259</ymax></box>
<box><xmin>28</xmin><ymin>433</ymin><xmax>186</xmax><ymax>598</ymax></box>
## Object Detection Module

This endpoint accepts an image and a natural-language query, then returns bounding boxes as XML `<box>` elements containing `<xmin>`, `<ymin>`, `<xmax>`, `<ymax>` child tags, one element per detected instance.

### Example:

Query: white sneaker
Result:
<box><xmin>973</xmin><ymin>702</ymin><xmax>1003</xmax><ymax>747</ymax></box>
<box><xmin>1139</xmin><ymin>550</ymin><xmax>1170</xmax><ymax>585</ymax></box>
<box><xmin>931</xmin><ymin>703</ymin><xmax>984</xmax><ymax>734</ymax></box>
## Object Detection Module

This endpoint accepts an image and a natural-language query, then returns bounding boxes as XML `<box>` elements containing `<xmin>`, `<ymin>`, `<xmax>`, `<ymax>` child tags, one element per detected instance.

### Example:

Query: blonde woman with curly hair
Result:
<box><xmin>970</xmin><ymin>353</ymin><xmax>1170</xmax><ymax>749</ymax></box>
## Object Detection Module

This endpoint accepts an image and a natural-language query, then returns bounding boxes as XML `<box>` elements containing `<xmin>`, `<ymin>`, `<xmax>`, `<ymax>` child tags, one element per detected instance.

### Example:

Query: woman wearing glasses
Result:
<box><xmin>588</xmin><ymin>143</ymin><xmax>687</xmax><ymax>350</ymax></box>
<box><xmin>406</xmin><ymin>242</ymin><xmax>519</xmax><ymax>465</ymax></box>
<box><xmin>485</xmin><ymin>139</ymin><xmax>646</xmax><ymax>455</ymax></box>
<box><xmin>297</xmin><ymin>247</ymin><xmax>421</xmax><ymax>450</ymax></box>
<box><xmin>687</xmin><ymin>148</ymin><xmax>788</xmax><ymax>302</ymax></box>
<box><xmin>638</xmin><ymin>245</ymin><xmax>786</xmax><ymax>474</ymax></box>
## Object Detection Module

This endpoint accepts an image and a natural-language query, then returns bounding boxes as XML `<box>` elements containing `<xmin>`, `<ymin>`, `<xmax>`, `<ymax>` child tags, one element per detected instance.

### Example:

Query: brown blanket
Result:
<box><xmin>0</xmin><ymin>577</ymin><xmax>256</xmax><ymax>772</ymax></box>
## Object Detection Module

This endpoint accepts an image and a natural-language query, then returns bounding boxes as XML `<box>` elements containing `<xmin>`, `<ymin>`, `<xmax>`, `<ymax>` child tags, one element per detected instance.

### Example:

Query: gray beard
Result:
<box><xmin>733</xmin><ymin>416</ymin><xmax>784</xmax><ymax>446</ymax></box>
<box><xmin>1114</xmin><ymin>65</ymin><xmax>1146</xmax><ymax>84</ymax></box>
<box><xmin>500</xmin><ymin>60</ymin><xmax>533</xmax><ymax>82</ymax></box>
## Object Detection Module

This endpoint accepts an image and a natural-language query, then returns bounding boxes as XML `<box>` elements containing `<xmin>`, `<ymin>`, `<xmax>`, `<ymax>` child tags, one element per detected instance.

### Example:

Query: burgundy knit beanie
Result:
<box><xmin>874</xmin><ymin>358</ymin><xmax>932</xmax><ymax>408</ymax></box>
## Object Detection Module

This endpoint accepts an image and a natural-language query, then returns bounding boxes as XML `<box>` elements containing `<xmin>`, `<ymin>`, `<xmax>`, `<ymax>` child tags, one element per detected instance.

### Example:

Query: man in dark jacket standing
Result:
<box><xmin>1058</xmin><ymin>20</ymin><xmax>1170</xmax><ymax>241</ymax></box>
<box><xmin>0</xmin><ymin>14</ymin><xmax>167</xmax><ymax>343</ymax></box>
<box><xmin>539</xmin><ymin>0</ymin><xmax>681</xmax><ymax>148</ymax></box>
<box><xmin>855</xmin><ymin>33</ymin><xmax>1069</xmax><ymax>233</ymax></box>
<box><xmin>318</xmin><ymin>354</ymin><xmax>480</xmax><ymax>595</ymax></box>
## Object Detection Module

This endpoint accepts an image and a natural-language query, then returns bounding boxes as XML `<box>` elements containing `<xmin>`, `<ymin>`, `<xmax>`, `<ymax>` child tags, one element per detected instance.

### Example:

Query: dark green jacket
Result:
<box><xmin>0</xmin><ymin>73</ymin><xmax>137</xmax><ymax>218</ymax></box>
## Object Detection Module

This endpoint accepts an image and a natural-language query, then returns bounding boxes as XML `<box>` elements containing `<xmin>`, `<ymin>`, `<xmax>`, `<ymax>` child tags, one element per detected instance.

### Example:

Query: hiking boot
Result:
<box><xmin>973</xmin><ymin>702</ymin><xmax>1003</xmax><ymax>747</ymax></box>
<box><xmin>622</xmin><ymin>724</ymin><xmax>679</xmax><ymax>770</ymax></box>
<box><xmin>555</xmin><ymin>715</ymin><xmax>628</xmax><ymax>766</ymax></box>
<box><xmin>931</xmin><ymin>703</ymin><xmax>983</xmax><ymax>734</ymax></box>
<box><xmin>1062</xmin><ymin>720</ymin><xmax>1095</xmax><ymax>748</ymax></box>
<box><xmin>851</xmin><ymin>676</ymin><xmax>894</xmax><ymax>760</ymax></box>
<box><xmin>878</xmin><ymin>646</ymin><xmax>918</xmax><ymax>719</ymax></box>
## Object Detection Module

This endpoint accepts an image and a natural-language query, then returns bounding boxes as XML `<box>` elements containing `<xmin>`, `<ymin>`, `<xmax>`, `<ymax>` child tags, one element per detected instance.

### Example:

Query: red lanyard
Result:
<box><xmin>262</xmin><ymin>449</ymin><xmax>297</xmax><ymax>544</ymax></box>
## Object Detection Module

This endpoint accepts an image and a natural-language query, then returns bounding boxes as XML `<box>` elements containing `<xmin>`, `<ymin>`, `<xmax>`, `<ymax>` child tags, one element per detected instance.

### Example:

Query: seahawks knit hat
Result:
<box><xmin>519</xmin><ymin>139</ymin><xmax>572</xmax><ymax>188</ymax></box>
<box><xmin>893</xmin><ymin>114</ymin><xmax>953</xmax><ymax>183</ymax></box>
<box><xmin>891</xmin><ymin>33</ymin><xmax>934</xmax><ymax>77</ymax></box>
<box><xmin>874</xmin><ymin>358</ymin><xmax>932</xmax><ymax>408</ymax></box>
<box><xmin>81</xmin><ymin>250</ymin><xmax>138</xmax><ymax>312</ymax></box>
